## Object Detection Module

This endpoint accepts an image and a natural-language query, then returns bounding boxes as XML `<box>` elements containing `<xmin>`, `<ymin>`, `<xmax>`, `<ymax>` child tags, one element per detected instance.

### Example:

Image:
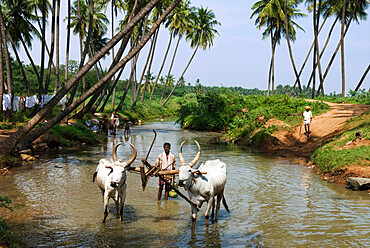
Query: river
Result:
<box><xmin>0</xmin><ymin>121</ymin><xmax>369</xmax><ymax>247</ymax></box>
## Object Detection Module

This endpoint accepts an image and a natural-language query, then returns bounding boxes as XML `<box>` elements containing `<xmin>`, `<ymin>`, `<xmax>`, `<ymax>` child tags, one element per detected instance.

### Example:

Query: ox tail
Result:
<box><xmin>93</xmin><ymin>172</ymin><xmax>97</xmax><ymax>182</ymax></box>
<box><xmin>222</xmin><ymin>196</ymin><xmax>230</xmax><ymax>212</ymax></box>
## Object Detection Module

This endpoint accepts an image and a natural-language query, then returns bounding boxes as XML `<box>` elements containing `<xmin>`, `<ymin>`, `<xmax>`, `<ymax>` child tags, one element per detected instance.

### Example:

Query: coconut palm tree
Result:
<box><xmin>283</xmin><ymin>0</ymin><xmax>306</xmax><ymax>94</ymax></box>
<box><xmin>160</xmin><ymin>0</ymin><xmax>192</xmax><ymax>102</ymax></box>
<box><xmin>316</xmin><ymin>0</ymin><xmax>368</xmax><ymax>95</ymax></box>
<box><xmin>68</xmin><ymin>0</ymin><xmax>108</xmax><ymax>103</ymax></box>
<box><xmin>2</xmin><ymin>0</ymin><xmax>41</xmax><ymax>90</ymax></box>
<box><xmin>162</xmin><ymin>6</ymin><xmax>220</xmax><ymax>106</ymax></box>
<box><xmin>251</xmin><ymin>0</ymin><xmax>305</xmax><ymax>95</ymax></box>
<box><xmin>2</xmin><ymin>0</ymin><xmax>176</xmax><ymax>156</ymax></box>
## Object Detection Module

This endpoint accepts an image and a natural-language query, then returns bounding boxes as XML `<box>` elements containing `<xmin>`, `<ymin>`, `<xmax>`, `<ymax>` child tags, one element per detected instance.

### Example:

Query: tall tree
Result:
<box><xmin>162</xmin><ymin>7</ymin><xmax>220</xmax><ymax>106</ymax></box>
<box><xmin>15</xmin><ymin>0</ymin><xmax>182</xmax><ymax>152</ymax></box>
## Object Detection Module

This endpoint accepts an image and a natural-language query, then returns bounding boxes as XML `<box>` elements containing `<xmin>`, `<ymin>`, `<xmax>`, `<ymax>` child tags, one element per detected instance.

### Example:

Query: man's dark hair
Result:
<box><xmin>163</xmin><ymin>142</ymin><xmax>171</xmax><ymax>148</ymax></box>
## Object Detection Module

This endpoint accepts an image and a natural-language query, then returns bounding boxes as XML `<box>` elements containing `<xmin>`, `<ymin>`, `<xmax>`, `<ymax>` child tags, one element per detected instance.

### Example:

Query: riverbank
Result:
<box><xmin>250</xmin><ymin>101</ymin><xmax>370</xmax><ymax>184</ymax></box>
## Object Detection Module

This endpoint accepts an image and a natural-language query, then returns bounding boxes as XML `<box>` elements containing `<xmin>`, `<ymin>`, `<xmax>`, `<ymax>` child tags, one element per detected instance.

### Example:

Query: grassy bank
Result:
<box><xmin>311</xmin><ymin>111</ymin><xmax>370</xmax><ymax>174</ymax></box>
<box><xmin>177</xmin><ymin>91</ymin><xmax>330</xmax><ymax>142</ymax></box>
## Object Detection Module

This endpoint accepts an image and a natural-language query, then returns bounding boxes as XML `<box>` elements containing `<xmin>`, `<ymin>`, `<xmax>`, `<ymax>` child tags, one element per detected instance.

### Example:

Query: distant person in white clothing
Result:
<box><xmin>302</xmin><ymin>106</ymin><xmax>313</xmax><ymax>137</ymax></box>
<box><xmin>156</xmin><ymin>143</ymin><xmax>176</xmax><ymax>200</ymax></box>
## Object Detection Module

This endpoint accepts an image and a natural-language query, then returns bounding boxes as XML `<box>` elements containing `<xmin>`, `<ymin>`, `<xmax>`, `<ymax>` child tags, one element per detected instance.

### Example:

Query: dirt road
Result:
<box><xmin>263</xmin><ymin>101</ymin><xmax>370</xmax><ymax>160</ymax></box>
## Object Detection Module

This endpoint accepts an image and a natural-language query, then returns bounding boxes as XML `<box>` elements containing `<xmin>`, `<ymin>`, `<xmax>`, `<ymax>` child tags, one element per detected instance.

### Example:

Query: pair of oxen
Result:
<box><xmin>93</xmin><ymin>141</ymin><xmax>228</xmax><ymax>230</ymax></box>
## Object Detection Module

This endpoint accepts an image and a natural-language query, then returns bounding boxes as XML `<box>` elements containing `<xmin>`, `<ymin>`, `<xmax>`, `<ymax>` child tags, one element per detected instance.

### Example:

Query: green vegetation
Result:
<box><xmin>0</xmin><ymin>196</ymin><xmax>25</xmax><ymax>248</ymax></box>
<box><xmin>177</xmin><ymin>89</ymin><xmax>330</xmax><ymax>142</ymax></box>
<box><xmin>318</xmin><ymin>89</ymin><xmax>370</xmax><ymax>105</ymax></box>
<box><xmin>311</xmin><ymin>111</ymin><xmax>370</xmax><ymax>173</ymax></box>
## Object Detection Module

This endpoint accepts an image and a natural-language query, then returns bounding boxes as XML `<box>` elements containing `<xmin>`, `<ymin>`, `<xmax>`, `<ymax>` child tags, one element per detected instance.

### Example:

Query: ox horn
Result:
<box><xmin>178</xmin><ymin>141</ymin><xmax>186</xmax><ymax>165</ymax></box>
<box><xmin>125</xmin><ymin>143</ymin><xmax>137</xmax><ymax>166</ymax></box>
<box><xmin>189</xmin><ymin>140</ymin><xmax>201</xmax><ymax>167</ymax></box>
<box><xmin>112</xmin><ymin>143</ymin><xmax>124</xmax><ymax>162</ymax></box>
<box><xmin>178</xmin><ymin>140</ymin><xmax>201</xmax><ymax>167</ymax></box>
<box><xmin>112</xmin><ymin>143</ymin><xmax>137</xmax><ymax>166</ymax></box>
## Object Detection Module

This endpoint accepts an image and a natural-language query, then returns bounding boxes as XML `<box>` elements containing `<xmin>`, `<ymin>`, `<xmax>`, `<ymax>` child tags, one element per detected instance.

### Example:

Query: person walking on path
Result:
<box><xmin>302</xmin><ymin>106</ymin><xmax>313</xmax><ymax>137</ymax></box>
<box><xmin>156</xmin><ymin>142</ymin><xmax>176</xmax><ymax>200</ymax></box>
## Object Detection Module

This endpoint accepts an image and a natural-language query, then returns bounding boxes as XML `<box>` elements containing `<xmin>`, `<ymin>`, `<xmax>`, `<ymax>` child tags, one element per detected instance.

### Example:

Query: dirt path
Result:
<box><xmin>263</xmin><ymin>101</ymin><xmax>370</xmax><ymax>161</ymax></box>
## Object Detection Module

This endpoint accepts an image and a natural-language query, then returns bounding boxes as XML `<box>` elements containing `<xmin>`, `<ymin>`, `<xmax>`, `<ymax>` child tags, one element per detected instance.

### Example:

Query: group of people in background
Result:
<box><xmin>99</xmin><ymin>111</ymin><xmax>131</xmax><ymax>136</ymax></box>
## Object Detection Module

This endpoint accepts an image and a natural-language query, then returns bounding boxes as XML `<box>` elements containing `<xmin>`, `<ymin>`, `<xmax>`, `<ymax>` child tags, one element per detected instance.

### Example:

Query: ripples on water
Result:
<box><xmin>0</xmin><ymin>121</ymin><xmax>369</xmax><ymax>247</ymax></box>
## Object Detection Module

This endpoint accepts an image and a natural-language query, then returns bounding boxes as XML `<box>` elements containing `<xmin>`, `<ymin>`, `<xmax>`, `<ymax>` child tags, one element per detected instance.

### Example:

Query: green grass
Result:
<box><xmin>311</xmin><ymin>111</ymin><xmax>370</xmax><ymax>173</ymax></box>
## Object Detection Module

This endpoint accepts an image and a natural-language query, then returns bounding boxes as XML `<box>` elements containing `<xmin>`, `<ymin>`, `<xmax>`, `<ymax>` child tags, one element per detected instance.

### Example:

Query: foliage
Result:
<box><xmin>318</xmin><ymin>89</ymin><xmax>370</xmax><ymax>105</ymax></box>
<box><xmin>51</xmin><ymin>123</ymin><xmax>103</xmax><ymax>145</ymax></box>
<box><xmin>311</xmin><ymin>111</ymin><xmax>370</xmax><ymax>173</ymax></box>
<box><xmin>178</xmin><ymin>89</ymin><xmax>330</xmax><ymax>142</ymax></box>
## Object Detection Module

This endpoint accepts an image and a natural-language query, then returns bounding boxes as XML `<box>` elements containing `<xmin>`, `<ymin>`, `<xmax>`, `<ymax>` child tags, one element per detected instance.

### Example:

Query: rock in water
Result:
<box><xmin>346</xmin><ymin>177</ymin><xmax>370</xmax><ymax>190</ymax></box>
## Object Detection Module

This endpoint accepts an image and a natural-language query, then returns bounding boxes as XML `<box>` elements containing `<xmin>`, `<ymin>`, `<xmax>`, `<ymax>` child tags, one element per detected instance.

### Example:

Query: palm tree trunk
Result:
<box><xmin>312</xmin><ymin>0</ymin><xmax>317</xmax><ymax>98</ymax></box>
<box><xmin>352</xmin><ymin>64</ymin><xmax>370</xmax><ymax>95</ymax></box>
<box><xmin>1</xmin><ymin>0</ymin><xmax>166</xmax><ymax>155</ymax></box>
<box><xmin>149</xmin><ymin>31</ymin><xmax>172</xmax><ymax>103</ymax></box>
<box><xmin>132</xmin><ymin>28</ymin><xmax>157</xmax><ymax>109</ymax></box>
<box><xmin>54</xmin><ymin>0</ymin><xmax>61</xmax><ymax>95</ymax></box>
<box><xmin>111</xmin><ymin>0</ymin><xmax>116</xmax><ymax>109</ymax></box>
<box><xmin>20</xmin><ymin>37</ymin><xmax>41</xmax><ymax>83</ymax></box>
<box><xmin>316</xmin><ymin>11</ymin><xmax>355</xmax><ymax>96</ymax></box>
<box><xmin>0</xmin><ymin>5</ymin><xmax>13</xmax><ymax>114</ymax></box>
<box><xmin>314</xmin><ymin>0</ymin><xmax>324</xmax><ymax>97</ymax></box>
<box><xmin>341</xmin><ymin>0</ymin><xmax>346</xmax><ymax>97</ymax></box>
<box><xmin>267</xmin><ymin>31</ymin><xmax>273</xmax><ymax>96</ymax></box>
<box><xmin>284</xmin><ymin>0</ymin><xmax>302</xmax><ymax>93</ymax></box>
<box><xmin>162</xmin><ymin>43</ymin><xmax>200</xmax><ymax>106</ymax></box>
<box><xmin>39</xmin><ymin>0</ymin><xmax>47</xmax><ymax>98</ymax></box>
<box><xmin>0</xmin><ymin>33</ymin><xmax>3</xmax><ymax>115</ymax></box>
<box><xmin>305</xmin><ymin>16</ymin><xmax>338</xmax><ymax>94</ymax></box>
<box><xmin>64</xmin><ymin>0</ymin><xmax>71</xmax><ymax>86</ymax></box>
<box><xmin>161</xmin><ymin>34</ymin><xmax>181</xmax><ymax>102</ymax></box>
<box><xmin>45</xmin><ymin>0</ymin><xmax>56</xmax><ymax>95</ymax></box>
<box><xmin>7</xmin><ymin>30</ymin><xmax>30</xmax><ymax>96</ymax></box>
<box><xmin>92</xmin><ymin>29</ymin><xmax>134</xmax><ymax>113</ymax></box>
<box><xmin>19</xmin><ymin>0</ymin><xmax>182</xmax><ymax>150</ymax></box>
<box><xmin>271</xmin><ymin>33</ymin><xmax>277</xmax><ymax>95</ymax></box>
<box><xmin>141</xmin><ymin>28</ymin><xmax>159</xmax><ymax>103</ymax></box>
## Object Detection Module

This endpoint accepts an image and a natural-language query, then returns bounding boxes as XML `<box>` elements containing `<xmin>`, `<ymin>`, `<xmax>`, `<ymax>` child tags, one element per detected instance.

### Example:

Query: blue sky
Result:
<box><xmin>17</xmin><ymin>0</ymin><xmax>370</xmax><ymax>94</ymax></box>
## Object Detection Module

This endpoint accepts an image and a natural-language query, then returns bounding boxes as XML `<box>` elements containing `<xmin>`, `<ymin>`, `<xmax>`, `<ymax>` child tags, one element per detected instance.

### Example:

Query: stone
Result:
<box><xmin>19</xmin><ymin>149</ymin><xmax>32</xmax><ymax>154</ymax></box>
<box><xmin>20</xmin><ymin>154</ymin><xmax>36</xmax><ymax>161</ymax></box>
<box><xmin>346</xmin><ymin>177</ymin><xmax>370</xmax><ymax>190</ymax></box>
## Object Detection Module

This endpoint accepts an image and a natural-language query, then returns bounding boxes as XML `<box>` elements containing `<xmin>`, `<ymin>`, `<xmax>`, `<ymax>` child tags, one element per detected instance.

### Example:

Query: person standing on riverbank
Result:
<box><xmin>156</xmin><ymin>143</ymin><xmax>176</xmax><ymax>200</ymax></box>
<box><xmin>302</xmin><ymin>106</ymin><xmax>313</xmax><ymax>137</ymax></box>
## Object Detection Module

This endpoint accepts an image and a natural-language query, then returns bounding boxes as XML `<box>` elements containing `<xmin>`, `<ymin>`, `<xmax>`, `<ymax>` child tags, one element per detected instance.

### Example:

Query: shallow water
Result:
<box><xmin>0</xmin><ymin>121</ymin><xmax>369</xmax><ymax>247</ymax></box>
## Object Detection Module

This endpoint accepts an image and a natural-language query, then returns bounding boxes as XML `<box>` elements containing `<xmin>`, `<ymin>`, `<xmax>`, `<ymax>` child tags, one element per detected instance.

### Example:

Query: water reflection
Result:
<box><xmin>0</xmin><ymin>121</ymin><xmax>369</xmax><ymax>247</ymax></box>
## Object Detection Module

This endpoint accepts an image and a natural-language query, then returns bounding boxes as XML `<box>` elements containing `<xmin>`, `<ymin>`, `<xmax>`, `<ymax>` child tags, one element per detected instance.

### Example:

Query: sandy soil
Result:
<box><xmin>260</xmin><ymin>101</ymin><xmax>370</xmax><ymax>182</ymax></box>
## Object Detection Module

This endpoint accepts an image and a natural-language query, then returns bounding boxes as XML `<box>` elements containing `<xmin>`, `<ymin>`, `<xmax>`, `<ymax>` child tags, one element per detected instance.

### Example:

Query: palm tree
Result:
<box><xmin>162</xmin><ymin>6</ymin><xmax>220</xmax><ymax>106</ymax></box>
<box><xmin>251</xmin><ymin>0</ymin><xmax>305</xmax><ymax>95</ymax></box>
<box><xmin>68</xmin><ymin>0</ymin><xmax>108</xmax><ymax>103</ymax></box>
<box><xmin>316</xmin><ymin>0</ymin><xmax>368</xmax><ymax>95</ymax></box>
<box><xmin>96</xmin><ymin>0</ymin><xmax>125</xmax><ymax>108</ymax></box>
<box><xmin>2</xmin><ymin>0</ymin><xmax>176</xmax><ymax>155</ymax></box>
<box><xmin>251</xmin><ymin>0</ymin><xmax>283</xmax><ymax>95</ymax></box>
<box><xmin>160</xmin><ymin>0</ymin><xmax>192</xmax><ymax>102</ymax></box>
<box><xmin>2</xmin><ymin>0</ymin><xmax>41</xmax><ymax>90</ymax></box>
<box><xmin>283</xmin><ymin>0</ymin><xmax>306</xmax><ymax>94</ymax></box>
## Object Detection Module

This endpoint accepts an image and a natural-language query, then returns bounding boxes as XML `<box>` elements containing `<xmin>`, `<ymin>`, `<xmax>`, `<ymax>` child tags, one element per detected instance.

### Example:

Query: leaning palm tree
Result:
<box><xmin>160</xmin><ymin>0</ymin><xmax>192</xmax><ymax>102</ymax></box>
<box><xmin>251</xmin><ymin>0</ymin><xmax>283</xmax><ymax>96</ymax></box>
<box><xmin>68</xmin><ymin>0</ymin><xmax>108</xmax><ymax>103</ymax></box>
<box><xmin>2</xmin><ymin>0</ymin><xmax>41</xmax><ymax>90</ymax></box>
<box><xmin>1</xmin><ymin>0</ymin><xmax>180</xmax><ymax>156</ymax></box>
<box><xmin>162</xmin><ymin>6</ymin><xmax>220</xmax><ymax>106</ymax></box>
<box><xmin>283</xmin><ymin>0</ymin><xmax>306</xmax><ymax>94</ymax></box>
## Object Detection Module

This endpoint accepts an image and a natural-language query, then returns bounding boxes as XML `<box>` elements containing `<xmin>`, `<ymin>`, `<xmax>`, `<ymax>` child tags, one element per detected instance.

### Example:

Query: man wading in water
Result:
<box><xmin>156</xmin><ymin>143</ymin><xmax>176</xmax><ymax>200</ymax></box>
<box><xmin>302</xmin><ymin>106</ymin><xmax>313</xmax><ymax>137</ymax></box>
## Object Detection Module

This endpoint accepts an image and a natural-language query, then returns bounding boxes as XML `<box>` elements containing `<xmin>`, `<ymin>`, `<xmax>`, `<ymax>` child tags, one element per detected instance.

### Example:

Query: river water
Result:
<box><xmin>0</xmin><ymin>121</ymin><xmax>369</xmax><ymax>247</ymax></box>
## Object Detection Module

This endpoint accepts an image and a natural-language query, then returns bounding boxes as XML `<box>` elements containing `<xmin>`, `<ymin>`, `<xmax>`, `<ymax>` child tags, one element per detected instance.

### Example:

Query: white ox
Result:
<box><xmin>93</xmin><ymin>143</ymin><xmax>137</xmax><ymax>222</ymax></box>
<box><xmin>178</xmin><ymin>141</ymin><xmax>229</xmax><ymax>229</ymax></box>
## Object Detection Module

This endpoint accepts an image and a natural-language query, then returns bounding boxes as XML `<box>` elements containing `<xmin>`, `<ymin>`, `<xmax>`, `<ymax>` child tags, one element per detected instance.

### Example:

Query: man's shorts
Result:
<box><xmin>304</xmin><ymin>119</ymin><xmax>311</xmax><ymax>125</ymax></box>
